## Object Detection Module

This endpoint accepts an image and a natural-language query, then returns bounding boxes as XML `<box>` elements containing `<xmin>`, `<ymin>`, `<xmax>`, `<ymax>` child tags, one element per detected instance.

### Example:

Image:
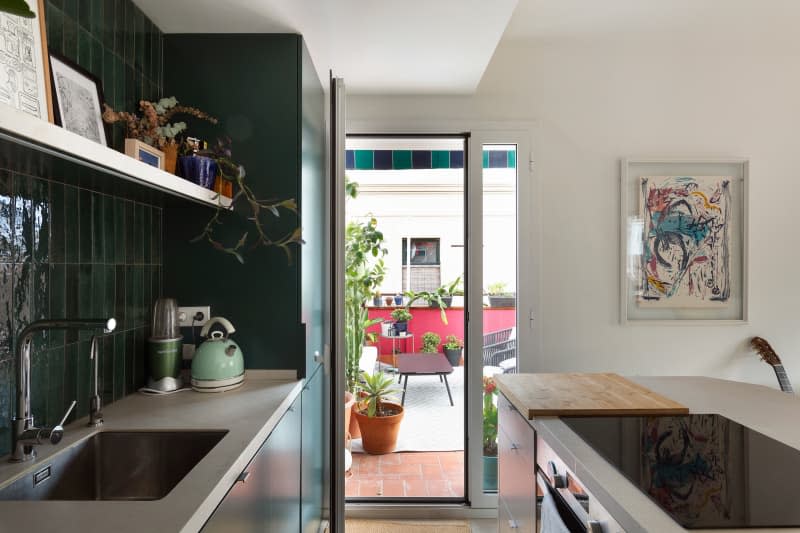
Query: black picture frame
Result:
<box><xmin>48</xmin><ymin>52</ymin><xmax>111</xmax><ymax>147</ymax></box>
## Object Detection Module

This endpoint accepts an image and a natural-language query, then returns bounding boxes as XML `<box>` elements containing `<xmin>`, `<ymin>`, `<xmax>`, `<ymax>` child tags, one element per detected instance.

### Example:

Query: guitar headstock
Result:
<box><xmin>751</xmin><ymin>336</ymin><xmax>783</xmax><ymax>367</ymax></box>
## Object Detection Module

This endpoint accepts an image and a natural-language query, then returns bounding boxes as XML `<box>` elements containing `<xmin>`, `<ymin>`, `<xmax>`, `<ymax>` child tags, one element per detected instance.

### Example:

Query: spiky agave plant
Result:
<box><xmin>357</xmin><ymin>371</ymin><xmax>402</xmax><ymax>418</ymax></box>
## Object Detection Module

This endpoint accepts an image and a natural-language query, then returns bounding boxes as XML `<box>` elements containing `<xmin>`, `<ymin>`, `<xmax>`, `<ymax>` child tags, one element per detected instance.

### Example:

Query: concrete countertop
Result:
<box><xmin>0</xmin><ymin>370</ymin><xmax>303</xmax><ymax>533</ymax></box>
<box><xmin>496</xmin><ymin>375</ymin><xmax>800</xmax><ymax>532</ymax></box>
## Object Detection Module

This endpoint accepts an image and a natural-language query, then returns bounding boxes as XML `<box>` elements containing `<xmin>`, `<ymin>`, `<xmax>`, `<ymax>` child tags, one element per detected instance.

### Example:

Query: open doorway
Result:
<box><xmin>344</xmin><ymin>136</ymin><xmax>468</xmax><ymax>502</ymax></box>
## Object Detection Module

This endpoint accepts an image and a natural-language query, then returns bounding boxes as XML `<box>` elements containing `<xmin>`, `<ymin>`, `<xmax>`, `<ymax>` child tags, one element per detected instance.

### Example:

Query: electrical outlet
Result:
<box><xmin>178</xmin><ymin>306</ymin><xmax>211</xmax><ymax>327</ymax></box>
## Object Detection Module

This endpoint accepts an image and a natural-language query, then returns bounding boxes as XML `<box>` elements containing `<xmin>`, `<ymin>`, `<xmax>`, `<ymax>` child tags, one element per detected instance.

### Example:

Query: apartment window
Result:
<box><xmin>402</xmin><ymin>238</ymin><xmax>440</xmax><ymax>265</ymax></box>
<box><xmin>402</xmin><ymin>238</ymin><xmax>441</xmax><ymax>292</ymax></box>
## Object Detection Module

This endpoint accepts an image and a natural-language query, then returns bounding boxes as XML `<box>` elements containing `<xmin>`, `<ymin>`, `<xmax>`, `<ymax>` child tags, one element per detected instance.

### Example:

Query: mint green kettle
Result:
<box><xmin>190</xmin><ymin>317</ymin><xmax>245</xmax><ymax>392</ymax></box>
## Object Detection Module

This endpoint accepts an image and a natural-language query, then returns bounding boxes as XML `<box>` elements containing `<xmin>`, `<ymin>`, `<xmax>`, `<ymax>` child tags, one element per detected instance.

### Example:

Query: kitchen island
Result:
<box><xmin>0</xmin><ymin>370</ymin><xmax>303</xmax><ymax>533</ymax></box>
<box><xmin>495</xmin><ymin>375</ymin><xmax>800</xmax><ymax>532</ymax></box>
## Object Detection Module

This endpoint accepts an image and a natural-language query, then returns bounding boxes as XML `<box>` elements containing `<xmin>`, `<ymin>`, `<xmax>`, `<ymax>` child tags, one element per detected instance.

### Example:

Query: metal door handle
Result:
<box><xmin>236</xmin><ymin>471</ymin><xmax>250</xmax><ymax>483</ymax></box>
<box><xmin>510</xmin><ymin>443</ymin><xmax>519</xmax><ymax>450</ymax></box>
<box><xmin>508</xmin><ymin>519</ymin><xmax>519</xmax><ymax>529</ymax></box>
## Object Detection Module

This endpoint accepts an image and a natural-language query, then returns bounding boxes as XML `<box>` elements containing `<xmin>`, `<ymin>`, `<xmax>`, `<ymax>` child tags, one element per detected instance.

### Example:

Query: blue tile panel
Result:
<box><xmin>344</xmin><ymin>150</ymin><xmax>515</xmax><ymax>170</ymax></box>
<box><xmin>45</xmin><ymin>0</ymin><xmax>163</xmax><ymax>151</ymax></box>
<box><xmin>0</xmin><ymin>0</ymin><xmax>166</xmax><ymax>458</ymax></box>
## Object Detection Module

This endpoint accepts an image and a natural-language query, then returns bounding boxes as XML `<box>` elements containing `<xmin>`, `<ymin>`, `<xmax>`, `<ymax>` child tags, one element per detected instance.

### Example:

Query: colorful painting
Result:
<box><xmin>641</xmin><ymin>415</ymin><xmax>734</xmax><ymax>527</ymax></box>
<box><xmin>639</xmin><ymin>176</ymin><xmax>731</xmax><ymax>307</ymax></box>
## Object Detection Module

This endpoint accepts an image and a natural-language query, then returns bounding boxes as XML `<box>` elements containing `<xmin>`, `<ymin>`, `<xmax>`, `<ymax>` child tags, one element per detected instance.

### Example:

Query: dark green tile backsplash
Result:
<box><xmin>0</xmin><ymin>1</ymin><xmax>165</xmax><ymax>458</ymax></box>
<box><xmin>45</xmin><ymin>0</ymin><xmax>163</xmax><ymax>150</ymax></box>
<box><xmin>0</xmin><ymin>169</ymin><xmax>162</xmax><ymax>457</ymax></box>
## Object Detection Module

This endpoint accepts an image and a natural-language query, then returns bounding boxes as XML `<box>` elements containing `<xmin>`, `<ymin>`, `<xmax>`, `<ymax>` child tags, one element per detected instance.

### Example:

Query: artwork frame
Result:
<box><xmin>0</xmin><ymin>0</ymin><xmax>54</xmax><ymax>121</ymax></box>
<box><xmin>124</xmin><ymin>138</ymin><xmax>164</xmax><ymax>169</ymax></box>
<box><xmin>620</xmin><ymin>158</ymin><xmax>749</xmax><ymax>324</ymax></box>
<box><xmin>48</xmin><ymin>52</ymin><xmax>109</xmax><ymax>146</ymax></box>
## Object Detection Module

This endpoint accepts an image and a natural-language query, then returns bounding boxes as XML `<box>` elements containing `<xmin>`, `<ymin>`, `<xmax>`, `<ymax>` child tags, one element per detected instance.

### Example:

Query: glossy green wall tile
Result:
<box><xmin>0</xmin><ymin>171</ymin><xmax>163</xmax><ymax>457</ymax></box>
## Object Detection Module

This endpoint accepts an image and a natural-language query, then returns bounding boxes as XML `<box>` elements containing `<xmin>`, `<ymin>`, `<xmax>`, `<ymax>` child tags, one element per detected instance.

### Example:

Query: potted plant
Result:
<box><xmin>372</xmin><ymin>292</ymin><xmax>383</xmax><ymax>307</ymax></box>
<box><xmin>384</xmin><ymin>295</ymin><xmax>394</xmax><ymax>307</ymax></box>
<box><xmin>353</xmin><ymin>371</ymin><xmax>404</xmax><ymax>454</ymax></box>
<box><xmin>404</xmin><ymin>275</ymin><xmax>462</xmax><ymax>325</ymax></box>
<box><xmin>421</xmin><ymin>332</ymin><xmax>441</xmax><ymax>353</ymax></box>
<box><xmin>390</xmin><ymin>307</ymin><xmax>413</xmax><ymax>334</ymax></box>
<box><xmin>393</xmin><ymin>294</ymin><xmax>403</xmax><ymax>306</ymax></box>
<box><xmin>344</xmin><ymin>213</ymin><xmax>387</xmax><ymax>438</ymax></box>
<box><xmin>443</xmin><ymin>334</ymin><xmax>463</xmax><ymax>366</ymax></box>
<box><xmin>487</xmin><ymin>281</ymin><xmax>515</xmax><ymax>308</ymax></box>
<box><xmin>483</xmin><ymin>376</ymin><xmax>499</xmax><ymax>491</ymax></box>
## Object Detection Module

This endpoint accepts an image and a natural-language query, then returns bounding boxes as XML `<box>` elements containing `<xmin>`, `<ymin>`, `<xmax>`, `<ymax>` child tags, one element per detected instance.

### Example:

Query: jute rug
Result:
<box><xmin>345</xmin><ymin>520</ymin><xmax>470</xmax><ymax>533</ymax></box>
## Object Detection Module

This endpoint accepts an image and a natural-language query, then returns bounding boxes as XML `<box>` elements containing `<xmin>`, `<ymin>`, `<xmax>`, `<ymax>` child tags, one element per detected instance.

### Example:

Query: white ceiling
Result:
<box><xmin>133</xmin><ymin>0</ymin><xmax>518</xmax><ymax>95</ymax></box>
<box><xmin>503</xmin><ymin>0</ymin><xmax>800</xmax><ymax>47</ymax></box>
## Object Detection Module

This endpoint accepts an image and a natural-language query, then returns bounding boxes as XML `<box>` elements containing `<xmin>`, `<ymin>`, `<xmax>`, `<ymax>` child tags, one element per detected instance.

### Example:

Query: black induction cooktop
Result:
<box><xmin>562</xmin><ymin>414</ymin><xmax>800</xmax><ymax>529</ymax></box>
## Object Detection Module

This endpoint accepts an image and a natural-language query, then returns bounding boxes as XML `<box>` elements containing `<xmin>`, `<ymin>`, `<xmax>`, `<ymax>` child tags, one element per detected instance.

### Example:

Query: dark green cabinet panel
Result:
<box><xmin>203</xmin><ymin>396</ymin><xmax>301</xmax><ymax>532</ymax></box>
<box><xmin>301</xmin><ymin>367</ymin><xmax>326</xmax><ymax>533</ymax></box>
<box><xmin>163</xmin><ymin>34</ymin><xmax>325</xmax><ymax>377</ymax></box>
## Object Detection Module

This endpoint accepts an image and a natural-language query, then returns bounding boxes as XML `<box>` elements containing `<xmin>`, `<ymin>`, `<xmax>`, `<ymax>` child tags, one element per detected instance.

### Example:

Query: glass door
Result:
<box><xmin>467</xmin><ymin>132</ymin><xmax>532</xmax><ymax>510</ymax></box>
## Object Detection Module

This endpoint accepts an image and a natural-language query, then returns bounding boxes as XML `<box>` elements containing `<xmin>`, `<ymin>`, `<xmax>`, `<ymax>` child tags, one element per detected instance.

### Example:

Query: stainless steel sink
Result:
<box><xmin>0</xmin><ymin>430</ymin><xmax>227</xmax><ymax>501</ymax></box>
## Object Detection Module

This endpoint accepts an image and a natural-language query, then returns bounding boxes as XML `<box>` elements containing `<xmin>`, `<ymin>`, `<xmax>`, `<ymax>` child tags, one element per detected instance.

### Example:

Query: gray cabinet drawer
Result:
<box><xmin>499</xmin><ymin>494</ymin><xmax>534</xmax><ymax>533</ymax></box>
<box><xmin>498</xmin><ymin>394</ymin><xmax>535</xmax><ymax>467</ymax></box>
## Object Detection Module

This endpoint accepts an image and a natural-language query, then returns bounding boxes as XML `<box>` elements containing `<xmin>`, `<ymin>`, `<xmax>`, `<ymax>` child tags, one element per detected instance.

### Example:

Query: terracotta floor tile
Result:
<box><xmin>404</xmin><ymin>480</ymin><xmax>430</xmax><ymax>497</ymax></box>
<box><xmin>380</xmin><ymin>463</ymin><xmax>422</xmax><ymax>475</ymax></box>
<box><xmin>421</xmin><ymin>464</ymin><xmax>446</xmax><ymax>479</ymax></box>
<box><xmin>359</xmin><ymin>480</ymin><xmax>382</xmax><ymax>497</ymax></box>
<box><xmin>348</xmin><ymin>450</ymin><xmax>467</xmax><ymax>499</ymax></box>
<box><xmin>378</xmin><ymin>453</ymin><xmax>402</xmax><ymax>465</ymax></box>
<box><xmin>401</xmin><ymin>452</ymin><xmax>442</xmax><ymax>465</ymax></box>
<box><xmin>426</xmin><ymin>480</ymin><xmax>453</xmax><ymax>497</ymax></box>
<box><xmin>381</xmin><ymin>479</ymin><xmax>405</xmax><ymax>497</ymax></box>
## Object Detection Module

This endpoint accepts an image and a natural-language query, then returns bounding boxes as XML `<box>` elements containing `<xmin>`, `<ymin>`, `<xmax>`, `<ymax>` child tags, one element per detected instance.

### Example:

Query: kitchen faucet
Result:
<box><xmin>10</xmin><ymin>318</ymin><xmax>117</xmax><ymax>462</ymax></box>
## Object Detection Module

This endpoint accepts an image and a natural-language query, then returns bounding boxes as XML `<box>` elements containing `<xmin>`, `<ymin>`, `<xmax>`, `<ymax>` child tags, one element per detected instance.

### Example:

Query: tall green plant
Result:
<box><xmin>345</xmin><ymin>216</ymin><xmax>386</xmax><ymax>391</ymax></box>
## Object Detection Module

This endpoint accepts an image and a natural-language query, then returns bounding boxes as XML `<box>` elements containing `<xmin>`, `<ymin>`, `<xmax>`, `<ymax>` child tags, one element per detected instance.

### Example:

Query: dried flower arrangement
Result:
<box><xmin>102</xmin><ymin>97</ymin><xmax>217</xmax><ymax>149</ymax></box>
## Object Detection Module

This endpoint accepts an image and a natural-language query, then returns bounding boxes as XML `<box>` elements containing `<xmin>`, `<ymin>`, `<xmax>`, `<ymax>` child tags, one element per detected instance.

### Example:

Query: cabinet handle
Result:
<box><xmin>548</xmin><ymin>460</ymin><xmax>567</xmax><ymax>489</ymax></box>
<box><xmin>236</xmin><ymin>471</ymin><xmax>250</xmax><ymax>483</ymax></box>
<box><xmin>508</xmin><ymin>519</ymin><xmax>519</xmax><ymax>529</ymax></box>
<box><xmin>588</xmin><ymin>520</ymin><xmax>604</xmax><ymax>533</ymax></box>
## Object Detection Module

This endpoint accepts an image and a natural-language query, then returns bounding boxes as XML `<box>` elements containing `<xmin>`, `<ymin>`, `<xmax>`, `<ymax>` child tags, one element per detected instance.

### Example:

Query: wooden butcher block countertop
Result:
<box><xmin>494</xmin><ymin>372</ymin><xmax>689</xmax><ymax>418</ymax></box>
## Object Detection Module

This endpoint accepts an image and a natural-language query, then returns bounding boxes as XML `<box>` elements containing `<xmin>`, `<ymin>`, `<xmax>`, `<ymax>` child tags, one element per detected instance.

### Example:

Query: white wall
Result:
<box><xmin>347</xmin><ymin>9</ymin><xmax>800</xmax><ymax>388</ymax></box>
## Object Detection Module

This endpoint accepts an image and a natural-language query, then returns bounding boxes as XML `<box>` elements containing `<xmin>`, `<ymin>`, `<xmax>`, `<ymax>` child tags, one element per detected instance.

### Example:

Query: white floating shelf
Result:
<box><xmin>0</xmin><ymin>104</ymin><xmax>232</xmax><ymax>208</ymax></box>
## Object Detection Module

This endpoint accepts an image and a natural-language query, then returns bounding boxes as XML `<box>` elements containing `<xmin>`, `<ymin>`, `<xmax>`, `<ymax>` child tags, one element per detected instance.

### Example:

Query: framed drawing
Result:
<box><xmin>49</xmin><ymin>53</ymin><xmax>109</xmax><ymax>146</ymax></box>
<box><xmin>0</xmin><ymin>0</ymin><xmax>54</xmax><ymax>121</ymax></box>
<box><xmin>620</xmin><ymin>158</ymin><xmax>749</xmax><ymax>324</ymax></box>
<box><xmin>125</xmin><ymin>138</ymin><xmax>164</xmax><ymax>169</ymax></box>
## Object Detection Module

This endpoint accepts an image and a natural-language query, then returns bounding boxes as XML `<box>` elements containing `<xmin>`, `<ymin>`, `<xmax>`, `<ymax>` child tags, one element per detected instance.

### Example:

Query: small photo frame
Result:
<box><xmin>125</xmin><ymin>139</ymin><xmax>165</xmax><ymax>169</ymax></box>
<box><xmin>49</xmin><ymin>53</ymin><xmax>109</xmax><ymax>146</ymax></box>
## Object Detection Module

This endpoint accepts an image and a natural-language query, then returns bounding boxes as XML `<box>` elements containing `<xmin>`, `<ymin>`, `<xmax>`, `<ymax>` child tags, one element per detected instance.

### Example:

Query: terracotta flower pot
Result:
<box><xmin>353</xmin><ymin>402</ymin><xmax>404</xmax><ymax>455</ymax></box>
<box><xmin>163</xmin><ymin>142</ymin><xmax>178</xmax><ymax>174</ymax></box>
<box><xmin>344</xmin><ymin>391</ymin><xmax>357</xmax><ymax>441</ymax></box>
<box><xmin>348</xmin><ymin>402</ymin><xmax>362</xmax><ymax>439</ymax></box>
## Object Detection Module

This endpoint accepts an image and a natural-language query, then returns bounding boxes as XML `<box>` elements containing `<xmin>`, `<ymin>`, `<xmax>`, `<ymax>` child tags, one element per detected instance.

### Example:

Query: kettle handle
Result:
<box><xmin>200</xmin><ymin>317</ymin><xmax>236</xmax><ymax>339</ymax></box>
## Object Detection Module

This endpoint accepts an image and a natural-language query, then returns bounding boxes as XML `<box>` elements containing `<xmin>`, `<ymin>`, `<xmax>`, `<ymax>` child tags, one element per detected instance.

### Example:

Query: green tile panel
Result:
<box><xmin>345</xmin><ymin>149</ymin><xmax>517</xmax><ymax>170</ymax></box>
<box><xmin>0</xmin><ymin>166</ymin><xmax>163</xmax><ymax>457</ymax></box>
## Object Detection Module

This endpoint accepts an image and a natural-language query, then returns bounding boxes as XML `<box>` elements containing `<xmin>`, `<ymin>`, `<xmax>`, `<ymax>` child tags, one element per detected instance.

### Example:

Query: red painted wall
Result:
<box><xmin>366</xmin><ymin>306</ymin><xmax>515</xmax><ymax>356</ymax></box>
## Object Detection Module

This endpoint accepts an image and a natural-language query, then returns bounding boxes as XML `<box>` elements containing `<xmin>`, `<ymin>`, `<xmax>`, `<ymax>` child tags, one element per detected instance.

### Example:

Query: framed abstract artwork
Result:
<box><xmin>620</xmin><ymin>158</ymin><xmax>749</xmax><ymax>324</ymax></box>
